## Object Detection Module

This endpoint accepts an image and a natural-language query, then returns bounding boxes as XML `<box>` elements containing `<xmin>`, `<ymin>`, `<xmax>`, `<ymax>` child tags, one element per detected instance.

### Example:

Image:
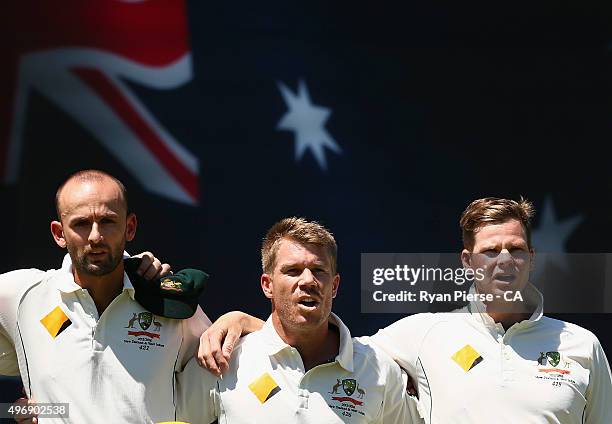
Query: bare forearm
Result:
<box><xmin>197</xmin><ymin>310</ymin><xmax>264</xmax><ymax>375</ymax></box>
<box><xmin>230</xmin><ymin>311</ymin><xmax>264</xmax><ymax>335</ymax></box>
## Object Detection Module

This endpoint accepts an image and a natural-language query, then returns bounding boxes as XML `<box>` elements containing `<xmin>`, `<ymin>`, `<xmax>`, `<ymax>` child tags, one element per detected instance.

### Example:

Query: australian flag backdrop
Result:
<box><xmin>2</xmin><ymin>0</ymin><xmax>612</xmax><ymax>404</ymax></box>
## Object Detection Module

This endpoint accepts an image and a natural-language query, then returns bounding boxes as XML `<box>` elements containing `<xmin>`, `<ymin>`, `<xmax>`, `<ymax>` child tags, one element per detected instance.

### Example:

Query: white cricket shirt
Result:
<box><xmin>177</xmin><ymin>313</ymin><xmax>421</xmax><ymax>423</ymax></box>
<box><xmin>0</xmin><ymin>254</ymin><xmax>210</xmax><ymax>423</ymax></box>
<box><xmin>370</xmin><ymin>284</ymin><xmax>612</xmax><ymax>423</ymax></box>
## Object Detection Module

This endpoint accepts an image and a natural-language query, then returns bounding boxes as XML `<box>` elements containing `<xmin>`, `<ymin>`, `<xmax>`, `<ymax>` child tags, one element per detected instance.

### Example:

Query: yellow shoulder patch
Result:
<box><xmin>451</xmin><ymin>344</ymin><xmax>483</xmax><ymax>372</ymax></box>
<box><xmin>248</xmin><ymin>372</ymin><xmax>280</xmax><ymax>404</ymax></box>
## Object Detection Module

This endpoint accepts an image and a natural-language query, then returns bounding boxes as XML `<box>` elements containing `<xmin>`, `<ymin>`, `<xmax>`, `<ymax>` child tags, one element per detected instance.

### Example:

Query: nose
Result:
<box><xmin>88</xmin><ymin>222</ymin><xmax>103</xmax><ymax>244</ymax></box>
<box><xmin>497</xmin><ymin>249</ymin><xmax>513</xmax><ymax>267</ymax></box>
<box><xmin>298</xmin><ymin>268</ymin><xmax>316</xmax><ymax>287</ymax></box>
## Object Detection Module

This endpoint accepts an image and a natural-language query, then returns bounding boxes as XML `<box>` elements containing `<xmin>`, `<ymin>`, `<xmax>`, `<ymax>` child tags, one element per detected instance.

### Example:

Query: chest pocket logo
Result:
<box><xmin>40</xmin><ymin>306</ymin><xmax>72</xmax><ymax>338</ymax></box>
<box><xmin>451</xmin><ymin>344</ymin><xmax>483</xmax><ymax>372</ymax></box>
<box><xmin>249</xmin><ymin>372</ymin><xmax>281</xmax><ymax>404</ymax></box>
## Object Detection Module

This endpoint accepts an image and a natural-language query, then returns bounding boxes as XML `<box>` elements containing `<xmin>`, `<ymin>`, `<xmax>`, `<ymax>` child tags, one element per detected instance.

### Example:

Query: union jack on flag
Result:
<box><xmin>1</xmin><ymin>0</ymin><xmax>199</xmax><ymax>205</ymax></box>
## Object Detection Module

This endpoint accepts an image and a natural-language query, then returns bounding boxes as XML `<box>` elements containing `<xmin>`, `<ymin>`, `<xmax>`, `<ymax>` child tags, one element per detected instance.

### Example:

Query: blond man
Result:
<box><xmin>178</xmin><ymin>217</ymin><xmax>419</xmax><ymax>423</ymax></box>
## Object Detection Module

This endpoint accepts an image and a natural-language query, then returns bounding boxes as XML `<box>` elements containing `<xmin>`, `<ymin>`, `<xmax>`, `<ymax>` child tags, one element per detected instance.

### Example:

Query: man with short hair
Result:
<box><xmin>202</xmin><ymin>198</ymin><xmax>612</xmax><ymax>423</ymax></box>
<box><xmin>0</xmin><ymin>169</ymin><xmax>210</xmax><ymax>423</ymax></box>
<box><xmin>178</xmin><ymin>217</ymin><xmax>419</xmax><ymax>423</ymax></box>
<box><xmin>372</xmin><ymin>197</ymin><xmax>612</xmax><ymax>423</ymax></box>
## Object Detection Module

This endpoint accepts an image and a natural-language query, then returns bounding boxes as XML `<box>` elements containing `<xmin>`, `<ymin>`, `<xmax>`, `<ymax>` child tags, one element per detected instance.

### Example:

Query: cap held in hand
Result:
<box><xmin>124</xmin><ymin>257</ymin><xmax>209</xmax><ymax>319</ymax></box>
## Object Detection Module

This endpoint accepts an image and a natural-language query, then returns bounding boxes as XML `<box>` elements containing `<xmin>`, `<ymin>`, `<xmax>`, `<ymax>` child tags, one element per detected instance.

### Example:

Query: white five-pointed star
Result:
<box><xmin>532</xmin><ymin>196</ymin><xmax>583</xmax><ymax>273</ymax></box>
<box><xmin>276</xmin><ymin>80</ymin><xmax>341</xmax><ymax>170</ymax></box>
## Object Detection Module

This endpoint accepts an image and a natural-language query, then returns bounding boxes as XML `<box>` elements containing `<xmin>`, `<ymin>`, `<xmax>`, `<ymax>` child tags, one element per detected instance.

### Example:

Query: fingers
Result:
<box><xmin>143</xmin><ymin>258</ymin><xmax>163</xmax><ymax>280</ymax></box>
<box><xmin>212</xmin><ymin>331</ymin><xmax>232</xmax><ymax>375</ymax></box>
<box><xmin>195</xmin><ymin>312</ymin><xmax>251</xmax><ymax>377</ymax></box>
<box><xmin>15</xmin><ymin>417</ymin><xmax>37</xmax><ymax>423</ymax></box>
<box><xmin>220</xmin><ymin>328</ymin><xmax>240</xmax><ymax>367</ymax></box>
<box><xmin>15</xmin><ymin>417</ymin><xmax>37</xmax><ymax>424</ymax></box>
<box><xmin>132</xmin><ymin>252</ymin><xmax>172</xmax><ymax>280</ymax></box>
<box><xmin>133</xmin><ymin>251</ymin><xmax>154</xmax><ymax>275</ymax></box>
<box><xmin>406</xmin><ymin>374</ymin><xmax>418</xmax><ymax>398</ymax></box>
<box><xmin>13</xmin><ymin>397</ymin><xmax>38</xmax><ymax>423</ymax></box>
<box><xmin>157</xmin><ymin>263</ymin><xmax>173</xmax><ymax>278</ymax></box>
<box><xmin>197</xmin><ymin>331</ymin><xmax>221</xmax><ymax>376</ymax></box>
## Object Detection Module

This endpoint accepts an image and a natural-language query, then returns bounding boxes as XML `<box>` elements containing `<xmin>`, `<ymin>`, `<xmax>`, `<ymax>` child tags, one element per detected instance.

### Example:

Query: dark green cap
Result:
<box><xmin>124</xmin><ymin>257</ymin><xmax>209</xmax><ymax>319</ymax></box>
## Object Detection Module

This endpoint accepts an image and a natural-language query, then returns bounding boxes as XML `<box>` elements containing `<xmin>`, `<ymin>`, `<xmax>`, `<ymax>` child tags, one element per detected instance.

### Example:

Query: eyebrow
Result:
<box><xmin>279</xmin><ymin>260</ymin><xmax>328</xmax><ymax>269</ymax></box>
<box><xmin>68</xmin><ymin>211</ymin><xmax>119</xmax><ymax>221</ymax></box>
<box><xmin>479</xmin><ymin>240</ymin><xmax>528</xmax><ymax>250</ymax></box>
<box><xmin>279</xmin><ymin>262</ymin><xmax>303</xmax><ymax>269</ymax></box>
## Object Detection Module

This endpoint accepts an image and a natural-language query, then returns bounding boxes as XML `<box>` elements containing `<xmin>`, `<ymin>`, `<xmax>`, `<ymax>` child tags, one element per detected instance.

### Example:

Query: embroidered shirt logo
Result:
<box><xmin>138</xmin><ymin>311</ymin><xmax>153</xmax><ymax>331</ymax></box>
<box><xmin>538</xmin><ymin>351</ymin><xmax>560</xmax><ymax>367</ymax></box>
<box><xmin>125</xmin><ymin>312</ymin><xmax>163</xmax><ymax>339</ymax></box>
<box><xmin>160</xmin><ymin>278</ymin><xmax>183</xmax><ymax>293</ymax></box>
<box><xmin>342</xmin><ymin>379</ymin><xmax>356</xmax><ymax>396</ymax></box>
<box><xmin>330</xmin><ymin>378</ymin><xmax>366</xmax><ymax>406</ymax></box>
<box><xmin>329</xmin><ymin>379</ymin><xmax>341</xmax><ymax>394</ymax></box>
<box><xmin>328</xmin><ymin>377</ymin><xmax>367</xmax><ymax>417</ymax></box>
<box><xmin>536</xmin><ymin>351</ymin><xmax>572</xmax><ymax>375</ymax></box>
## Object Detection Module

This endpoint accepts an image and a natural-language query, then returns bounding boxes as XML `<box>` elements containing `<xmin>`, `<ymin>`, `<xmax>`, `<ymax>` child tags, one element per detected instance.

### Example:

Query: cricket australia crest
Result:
<box><xmin>342</xmin><ymin>379</ymin><xmax>357</xmax><ymax>396</ymax></box>
<box><xmin>328</xmin><ymin>377</ymin><xmax>367</xmax><ymax>414</ymax></box>
<box><xmin>124</xmin><ymin>311</ymin><xmax>165</xmax><ymax>349</ymax></box>
<box><xmin>538</xmin><ymin>351</ymin><xmax>561</xmax><ymax>367</ymax></box>
<box><xmin>138</xmin><ymin>311</ymin><xmax>153</xmax><ymax>331</ymax></box>
<box><xmin>546</xmin><ymin>351</ymin><xmax>560</xmax><ymax>367</ymax></box>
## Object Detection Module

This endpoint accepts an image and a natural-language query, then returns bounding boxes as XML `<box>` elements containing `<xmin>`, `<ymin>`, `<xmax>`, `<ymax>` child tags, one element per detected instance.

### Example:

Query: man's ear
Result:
<box><xmin>261</xmin><ymin>274</ymin><xmax>273</xmax><ymax>299</ymax></box>
<box><xmin>332</xmin><ymin>274</ymin><xmax>340</xmax><ymax>299</ymax></box>
<box><xmin>461</xmin><ymin>249</ymin><xmax>472</xmax><ymax>268</ymax></box>
<box><xmin>529</xmin><ymin>247</ymin><xmax>535</xmax><ymax>270</ymax></box>
<box><xmin>50</xmin><ymin>221</ymin><xmax>66</xmax><ymax>248</ymax></box>
<box><xmin>125</xmin><ymin>213</ymin><xmax>137</xmax><ymax>242</ymax></box>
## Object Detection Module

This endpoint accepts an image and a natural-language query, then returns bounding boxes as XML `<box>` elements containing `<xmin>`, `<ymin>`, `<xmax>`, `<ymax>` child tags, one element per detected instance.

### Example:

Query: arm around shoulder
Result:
<box><xmin>196</xmin><ymin>310</ymin><xmax>264</xmax><ymax>375</ymax></box>
<box><xmin>368</xmin><ymin>313</ymin><xmax>436</xmax><ymax>375</ymax></box>
<box><xmin>380</xmin><ymin>354</ymin><xmax>424</xmax><ymax>424</ymax></box>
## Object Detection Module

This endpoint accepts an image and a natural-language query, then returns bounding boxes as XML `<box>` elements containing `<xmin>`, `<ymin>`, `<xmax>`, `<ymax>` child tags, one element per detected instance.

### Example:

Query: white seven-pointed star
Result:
<box><xmin>532</xmin><ymin>196</ymin><xmax>583</xmax><ymax>272</ymax></box>
<box><xmin>276</xmin><ymin>80</ymin><xmax>341</xmax><ymax>170</ymax></box>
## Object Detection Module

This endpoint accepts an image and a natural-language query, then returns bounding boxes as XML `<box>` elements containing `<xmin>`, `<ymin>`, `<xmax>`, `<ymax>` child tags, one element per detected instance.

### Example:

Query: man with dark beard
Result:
<box><xmin>0</xmin><ymin>170</ymin><xmax>210</xmax><ymax>423</ymax></box>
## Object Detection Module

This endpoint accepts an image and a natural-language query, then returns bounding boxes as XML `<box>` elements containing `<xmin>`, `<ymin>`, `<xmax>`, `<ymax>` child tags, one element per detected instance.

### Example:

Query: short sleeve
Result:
<box><xmin>368</xmin><ymin>313</ymin><xmax>436</xmax><ymax>377</ymax></box>
<box><xmin>176</xmin><ymin>357</ymin><xmax>218</xmax><ymax>423</ymax></box>
<box><xmin>0</xmin><ymin>269</ymin><xmax>46</xmax><ymax>376</ymax></box>
<box><xmin>584</xmin><ymin>333</ymin><xmax>612</xmax><ymax>424</ymax></box>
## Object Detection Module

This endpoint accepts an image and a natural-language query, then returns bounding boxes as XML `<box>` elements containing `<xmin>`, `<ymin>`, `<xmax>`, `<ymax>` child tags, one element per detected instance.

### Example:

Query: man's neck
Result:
<box><xmin>485</xmin><ymin>298</ymin><xmax>536</xmax><ymax>331</ymax></box>
<box><xmin>272</xmin><ymin>315</ymin><xmax>340</xmax><ymax>371</ymax></box>
<box><xmin>487</xmin><ymin>311</ymin><xmax>532</xmax><ymax>331</ymax></box>
<box><xmin>73</xmin><ymin>265</ymin><xmax>125</xmax><ymax>315</ymax></box>
<box><xmin>476</xmin><ymin>284</ymin><xmax>538</xmax><ymax>331</ymax></box>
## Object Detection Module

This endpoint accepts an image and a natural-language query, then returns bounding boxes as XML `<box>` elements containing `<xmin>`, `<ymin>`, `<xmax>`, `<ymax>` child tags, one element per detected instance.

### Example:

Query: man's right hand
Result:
<box><xmin>12</xmin><ymin>397</ymin><xmax>37</xmax><ymax>424</ymax></box>
<box><xmin>131</xmin><ymin>251</ymin><xmax>172</xmax><ymax>279</ymax></box>
<box><xmin>196</xmin><ymin>311</ymin><xmax>264</xmax><ymax>376</ymax></box>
